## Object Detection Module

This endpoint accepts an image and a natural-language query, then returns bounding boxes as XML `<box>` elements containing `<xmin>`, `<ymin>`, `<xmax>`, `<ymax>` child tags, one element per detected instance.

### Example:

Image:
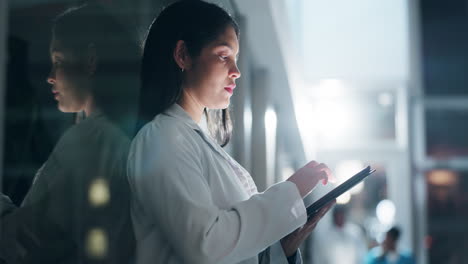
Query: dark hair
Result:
<box><xmin>138</xmin><ymin>0</ymin><xmax>239</xmax><ymax>146</ymax></box>
<box><xmin>387</xmin><ymin>226</ymin><xmax>401</xmax><ymax>241</ymax></box>
<box><xmin>52</xmin><ymin>3</ymin><xmax>140</xmax><ymax>136</ymax></box>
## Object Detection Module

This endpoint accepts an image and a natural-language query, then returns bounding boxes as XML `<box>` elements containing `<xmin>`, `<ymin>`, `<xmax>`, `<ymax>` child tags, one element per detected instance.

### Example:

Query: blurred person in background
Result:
<box><xmin>311</xmin><ymin>205</ymin><xmax>367</xmax><ymax>264</ymax></box>
<box><xmin>0</xmin><ymin>3</ymin><xmax>139</xmax><ymax>263</ymax></box>
<box><xmin>365</xmin><ymin>226</ymin><xmax>414</xmax><ymax>264</ymax></box>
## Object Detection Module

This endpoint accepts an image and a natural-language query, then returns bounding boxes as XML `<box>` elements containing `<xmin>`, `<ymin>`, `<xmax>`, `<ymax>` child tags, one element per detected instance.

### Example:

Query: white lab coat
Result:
<box><xmin>127</xmin><ymin>104</ymin><xmax>307</xmax><ymax>264</ymax></box>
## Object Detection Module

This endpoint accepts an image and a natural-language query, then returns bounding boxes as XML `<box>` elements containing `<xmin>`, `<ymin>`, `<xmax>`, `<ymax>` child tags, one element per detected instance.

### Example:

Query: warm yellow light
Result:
<box><xmin>427</xmin><ymin>170</ymin><xmax>458</xmax><ymax>187</ymax></box>
<box><xmin>86</xmin><ymin>228</ymin><xmax>108</xmax><ymax>259</ymax></box>
<box><xmin>88</xmin><ymin>178</ymin><xmax>110</xmax><ymax>207</ymax></box>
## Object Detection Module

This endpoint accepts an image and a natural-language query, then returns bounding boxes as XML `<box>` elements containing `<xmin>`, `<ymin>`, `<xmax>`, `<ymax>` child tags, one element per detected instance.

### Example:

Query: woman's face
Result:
<box><xmin>47</xmin><ymin>37</ymin><xmax>91</xmax><ymax>113</ymax></box>
<box><xmin>183</xmin><ymin>26</ymin><xmax>241</xmax><ymax>110</ymax></box>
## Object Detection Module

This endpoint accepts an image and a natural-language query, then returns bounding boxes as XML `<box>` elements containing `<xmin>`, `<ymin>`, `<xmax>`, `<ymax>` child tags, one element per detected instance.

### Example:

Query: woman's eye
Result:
<box><xmin>219</xmin><ymin>55</ymin><xmax>228</xmax><ymax>60</ymax></box>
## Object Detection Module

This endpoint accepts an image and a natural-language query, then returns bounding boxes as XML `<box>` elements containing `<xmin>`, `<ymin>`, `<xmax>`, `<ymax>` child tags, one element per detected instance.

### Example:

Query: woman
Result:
<box><xmin>0</xmin><ymin>4</ymin><xmax>139</xmax><ymax>263</ymax></box>
<box><xmin>128</xmin><ymin>1</ymin><xmax>334</xmax><ymax>264</ymax></box>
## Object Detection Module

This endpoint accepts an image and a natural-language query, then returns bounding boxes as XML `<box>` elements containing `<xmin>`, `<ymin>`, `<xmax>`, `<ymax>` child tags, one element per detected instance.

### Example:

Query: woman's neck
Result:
<box><xmin>83</xmin><ymin>96</ymin><xmax>97</xmax><ymax>117</ymax></box>
<box><xmin>178</xmin><ymin>89</ymin><xmax>204</xmax><ymax>123</ymax></box>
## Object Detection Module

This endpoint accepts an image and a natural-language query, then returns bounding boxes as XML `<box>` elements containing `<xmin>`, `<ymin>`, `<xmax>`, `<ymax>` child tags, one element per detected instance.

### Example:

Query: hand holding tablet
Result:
<box><xmin>304</xmin><ymin>166</ymin><xmax>376</xmax><ymax>219</ymax></box>
<box><xmin>287</xmin><ymin>161</ymin><xmax>335</xmax><ymax>198</ymax></box>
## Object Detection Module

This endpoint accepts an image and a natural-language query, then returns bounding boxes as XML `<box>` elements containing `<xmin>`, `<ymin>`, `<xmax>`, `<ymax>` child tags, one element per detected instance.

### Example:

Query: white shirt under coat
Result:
<box><xmin>127</xmin><ymin>104</ymin><xmax>307</xmax><ymax>264</ymax></box>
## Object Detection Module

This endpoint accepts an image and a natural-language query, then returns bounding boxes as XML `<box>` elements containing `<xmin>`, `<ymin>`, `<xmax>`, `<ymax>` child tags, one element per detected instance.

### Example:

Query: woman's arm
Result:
<box><xmin>129</xmin><ymin>130</ymin><xmax>308</xmax><ymax>264</ymax></box>
<box><xmin>0</xmin><ymin>124</ymin><xmax>133</xmax><ymax>264</ymax></box>
<box><xmin>0</xmin><ymin>192</ymin><xmax>73</xmax><ymax>264</ymax></box>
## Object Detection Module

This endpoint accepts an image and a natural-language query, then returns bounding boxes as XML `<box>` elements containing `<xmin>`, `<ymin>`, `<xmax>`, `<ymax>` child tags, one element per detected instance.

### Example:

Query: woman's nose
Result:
<box><xmin>229</xmin><ymin>63</ymin><xmax>241</xmax><ymax>79</ymax></box>
<box><xmin>47</xmin><ymin>69</ymin><xmax>56</xmax><ymax>84</ymax></box>
<box><xmin>47</xmin><ymin>76</ymin><xmax>55</xmax><ymax>84</ymax></box>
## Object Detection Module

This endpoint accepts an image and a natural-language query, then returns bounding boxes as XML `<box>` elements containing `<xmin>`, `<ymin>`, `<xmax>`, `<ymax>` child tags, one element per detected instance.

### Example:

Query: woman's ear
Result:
<box><xmin>86</xmin><ymin>43</ymin><xmax>98</xmax><ymax>76</ymax></box>
<box><xmin>173</xmin><ymin>40</ymin><xmax>192</xmax><ymax>71</ymax></box>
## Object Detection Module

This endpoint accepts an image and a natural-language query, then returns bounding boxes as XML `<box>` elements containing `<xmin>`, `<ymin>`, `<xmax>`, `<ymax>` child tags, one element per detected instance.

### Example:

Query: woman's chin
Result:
<box><xmin>207</xmin><ymin>101</ymin><xmax>230</xmax><ymax>110</ymax></box>
<box><xmin>218</xmin><ymin>99</ymin><xmax>231</xmax><ymax>109</ymax></box>
<box><xmin>58</xmin><ymin>104</ymin><xmax>77</xmax><ymax>113</ymax></box>
<box><xmin>57</xmin><ymin>104</ymin><xmax>67</xmax><ymax>113</ymax></box>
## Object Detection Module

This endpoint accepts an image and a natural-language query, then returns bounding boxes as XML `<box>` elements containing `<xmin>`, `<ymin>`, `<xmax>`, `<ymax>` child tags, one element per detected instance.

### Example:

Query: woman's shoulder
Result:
<box><xmin>59</xmin><ymin>114</ymin><xmax>129</xmax><ymax>147</ymax></box>
<box><xmin>131</xmin><ymin>113</ymin><xmax>202</xmax><ymax>153</ymax></box>
<box><xmin>136</xmin><ymin>114</ymin><xmax>188</xmax><ymax>137</ymax></box>
<box><xmin>40</xmin><ymin>115</ymin><xmax>130</xmax><ymax>176</ymax></box>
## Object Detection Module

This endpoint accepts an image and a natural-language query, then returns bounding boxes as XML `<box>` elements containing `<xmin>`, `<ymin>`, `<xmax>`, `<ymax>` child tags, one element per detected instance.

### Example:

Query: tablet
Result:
<box><xmin>305</xmin><ymin>166</ymin><xmax>376</xmax><ymax>219</ymax></box>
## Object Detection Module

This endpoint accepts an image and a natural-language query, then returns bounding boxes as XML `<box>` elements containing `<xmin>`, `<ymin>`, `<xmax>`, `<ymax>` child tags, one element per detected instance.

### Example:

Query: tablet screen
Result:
<box><xmin>305</xmin><ymin>166</ymin><xmax>376</xmax><ymax>219</ymax></box>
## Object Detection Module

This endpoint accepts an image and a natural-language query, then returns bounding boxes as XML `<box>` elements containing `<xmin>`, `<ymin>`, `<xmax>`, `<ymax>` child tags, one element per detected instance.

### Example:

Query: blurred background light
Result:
<box><xmin>333</xmin><ymin>160</ymin><xmax>366</xmax><ymax>204</ymax></box>
<box><xmin>316</xmin><ymin>78</ymin><xmax>345</xmax><ymax>98</ymax></box>
<box><xmin>281</xmin><ymin>166</ymin><xmax>295</xmax><ymax>181</ymax></box>
<box><xmin>85</xmin><ymin>228</ymin><xmax>108</xmax><ymax>259</ymax></box>
<box><xmin>244</xmin><ymin>107</ymin><xmax>252</xmax><ymax>134</ymax></box>
<box><xmin>335</xmin><ymin>160</ymin><xmax>365</xmax><ymax>183</ymax></box>
<box><xmin>313</xmin><ymin>100</ymin><xmax>354</xmax><ymax>141</ymax></box>
<box><xmin>264</xmin><ymin>108</ymin><xmax>277</xmax><ymax>132</ymax></box>
<box><xmin>376</xmin><ymin>199</ymin><xmax>396</xmax><ymax>227</ymax></box>
<box><xmin>300</xmin><ymin>0</ymin><xmax>409</xmax><ymax>81</ymax></box>
<box><xmin>337</xmin><ymin>191</ymin><xmax>351</xmax><ymax>204</ymax></box>
<box><xmin>378</xmin><ymin>92</ymin><xmax>394</xmax><ymax>107</ymax></box>
<box><xmin>88</xmin><ymin>178</ymin><xmax>110</xmax><ymax>207</ymax></box>
<box><xmin>427</xmin><ymin>169</ymin><xmax>458</xmax><ymax>187</ymax></box>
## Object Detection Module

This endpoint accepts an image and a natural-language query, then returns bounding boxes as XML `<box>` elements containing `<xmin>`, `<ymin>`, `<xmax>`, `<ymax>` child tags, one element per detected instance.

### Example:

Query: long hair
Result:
<box><xmin>52</xmin><ymin>3</ymin><xmax>141</xmax><ymax>137</ymax></box>
<box><xmin>138</xmin><ymin>0</ymin><xmax>239</xmax><ymax>147</ymax></box>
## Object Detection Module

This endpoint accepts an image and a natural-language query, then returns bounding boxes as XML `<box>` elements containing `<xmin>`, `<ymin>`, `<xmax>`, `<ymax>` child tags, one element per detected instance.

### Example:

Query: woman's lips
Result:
<box><xmin>224</xmin><ymin>85</ymin><xmax>236</xmax><ymax>94</ymax></box>
<box><xmin>52</xmin><ymin>90</ymin><xmax>59</xmax><ymax>99</ymax></box>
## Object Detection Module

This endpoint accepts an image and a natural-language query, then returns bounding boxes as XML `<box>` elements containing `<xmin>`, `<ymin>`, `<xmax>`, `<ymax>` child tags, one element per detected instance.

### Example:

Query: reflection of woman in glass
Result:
<box><xmin>128</xmin><ymin>2</ymin><xmax>334</xmax><ymax>263</ymax></box>
<box><xmin>0</xmin><ymin>4</ymin><xmax>139</xmax><ymax>263</ymax></box>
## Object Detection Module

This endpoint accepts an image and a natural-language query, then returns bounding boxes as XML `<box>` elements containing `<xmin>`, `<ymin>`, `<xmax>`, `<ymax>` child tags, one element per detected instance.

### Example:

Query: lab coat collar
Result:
<box><xmin>164</xmin><ymin>103</ymin><xmax>201</xmax><ymax>131</ymax></box>
<box><xmin>164</xmin><ymin>104</ymin><xmax>231</xmax><ymax>162</ymax></box>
